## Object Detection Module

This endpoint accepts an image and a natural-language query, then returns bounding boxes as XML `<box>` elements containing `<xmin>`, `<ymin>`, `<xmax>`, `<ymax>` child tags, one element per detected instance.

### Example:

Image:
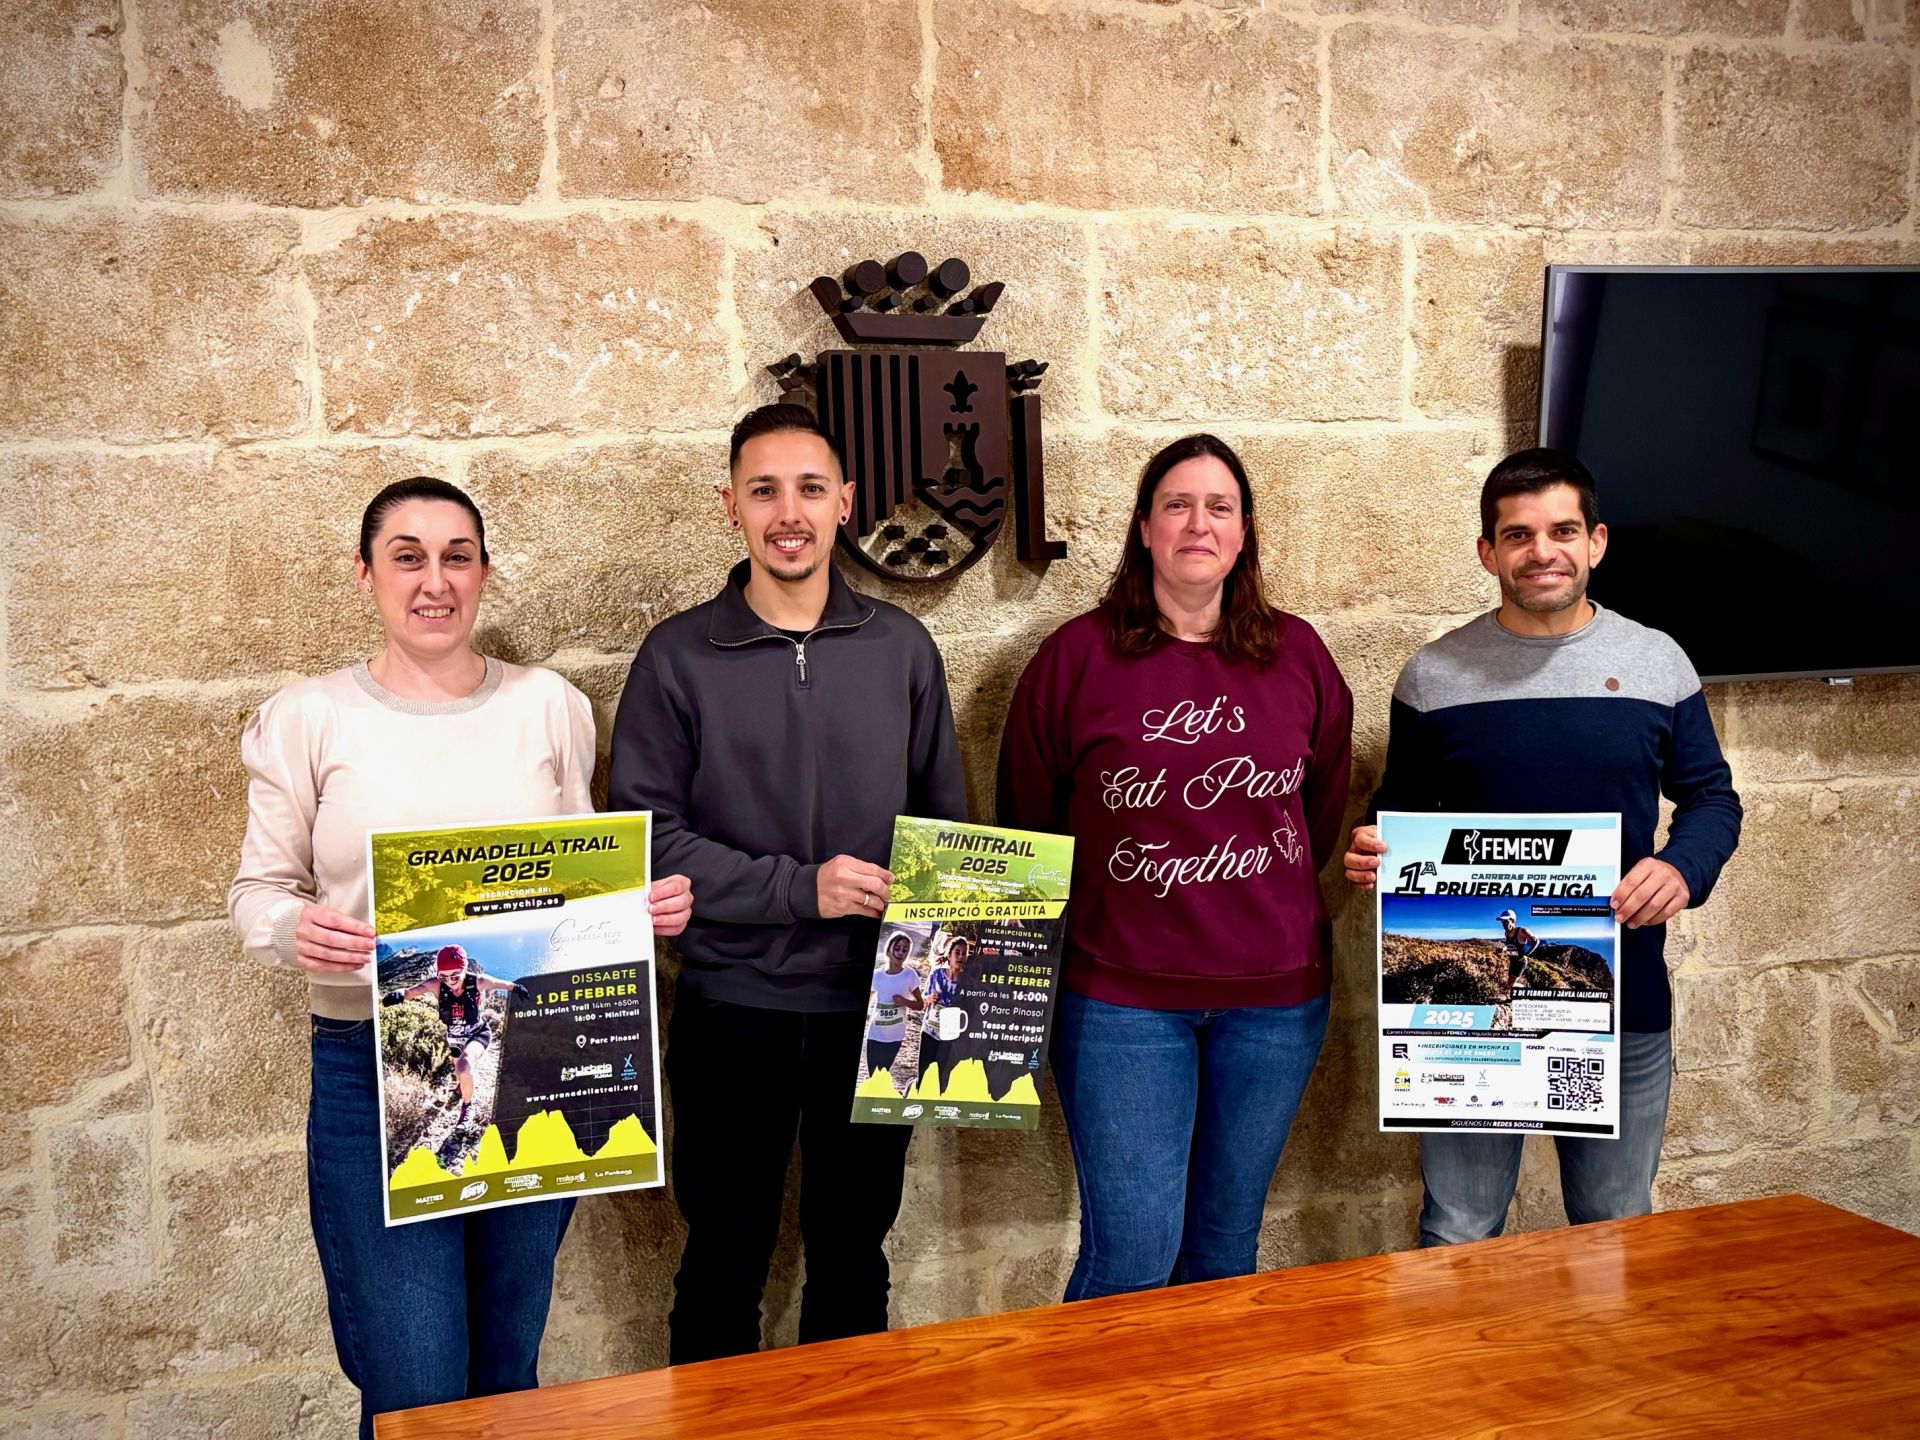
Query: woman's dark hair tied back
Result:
<box><xmin>358</xmin><ymin>477</ymin><xmax>489</xmax><ymax>565</ymax></box>
<box><xmin>1100</xmin><ymin>433</ymin><xmax>1279</xmax><ymax>666</ymax></box>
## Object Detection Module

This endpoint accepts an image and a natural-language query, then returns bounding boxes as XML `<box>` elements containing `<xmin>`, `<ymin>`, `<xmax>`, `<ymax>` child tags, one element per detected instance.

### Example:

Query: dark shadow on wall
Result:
<box><xmin>1505</xmin><ymin>343</ymin><xmax>1542</xmax><ymax>453</ymax></box>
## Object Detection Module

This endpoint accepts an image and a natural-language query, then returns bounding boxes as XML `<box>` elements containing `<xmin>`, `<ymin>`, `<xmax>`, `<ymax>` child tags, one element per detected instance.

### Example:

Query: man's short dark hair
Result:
<box><xmin>1479</xmin><ymin>447</ymin><xmax>1599</xmax><ymax>542</ymax></box>
<box><xmin>728</xmin><ymin>403</ymin><xmax>841</xmax><ymax>473</ymax></box>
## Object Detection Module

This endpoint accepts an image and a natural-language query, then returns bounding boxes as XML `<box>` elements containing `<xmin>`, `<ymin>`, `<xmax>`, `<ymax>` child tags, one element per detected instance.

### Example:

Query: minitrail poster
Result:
<box><xmin>851</xmin><ymin>816</ymin><xmax>1073</xmax><ymax>1130</ymax></box>
<box><xmin>366</xmin><ymin>812</ymin><xmax>662</xmax><ymax>1225</ymax></box>
<box><xmin>1377</xmin><ymin>811</ymin><xmax>1621</xmax><ymax>1138</ymax></box>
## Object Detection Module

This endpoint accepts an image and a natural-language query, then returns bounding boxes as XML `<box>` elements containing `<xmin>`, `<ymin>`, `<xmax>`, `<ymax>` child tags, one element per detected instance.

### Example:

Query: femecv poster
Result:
<box><xmin>1377</xmin><ymin>811</ymin><xmax>1622</xmax><ymax>1138</ymax></box>
<box><xmin>851</xmin><ymin>816</ymin><xmax>1074</xmax><ymax>1130</ymax></box>
<box><xmin>366</xmin><ymin>811</ymin><xmax>663</xmax><ymax>1226</ymax></box>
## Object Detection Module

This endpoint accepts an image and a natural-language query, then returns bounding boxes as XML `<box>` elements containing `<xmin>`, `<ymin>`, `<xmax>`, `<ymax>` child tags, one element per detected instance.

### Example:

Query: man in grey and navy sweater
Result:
<box><xmin>1345</xmin><ymin>448</ymin><xmax>1741</xmax><ymax>1246</ymax></box>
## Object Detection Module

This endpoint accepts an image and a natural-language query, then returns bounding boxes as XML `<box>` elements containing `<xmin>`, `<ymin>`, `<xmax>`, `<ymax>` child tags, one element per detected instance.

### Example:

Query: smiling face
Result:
<box><xmin>1140</xmin><ymin>455</ymin><xmax>1246</xmax><ymax>602</ymax></box>
<box><xmin>885</xmin><ymin>934</ymin><xmax>911</xmax><ymax>971</ymax></box>
<box><xmin>355</xmin><ymin>499</ymin><xmax>488</xmax><ymax>660</ymax></box>
<box><xmin>723</xmin><ymin>429</ymin><xmax>851</xmax><ymax>586</ymax></box>
<box><xmin>1477</xmin><ymin>483</ymin><xmax>1608</xmax><ymax>620</ymax></box>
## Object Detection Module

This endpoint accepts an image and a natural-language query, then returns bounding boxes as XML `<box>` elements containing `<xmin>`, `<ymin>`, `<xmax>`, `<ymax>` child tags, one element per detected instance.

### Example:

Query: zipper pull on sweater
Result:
<box><xmin>795</xmin><ymin>642</ymin><xmax>809</xmax><ymax>687</ymax></box>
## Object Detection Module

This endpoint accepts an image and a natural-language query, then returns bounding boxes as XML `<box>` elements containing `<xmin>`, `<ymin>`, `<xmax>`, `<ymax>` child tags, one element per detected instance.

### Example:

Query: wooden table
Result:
<box><xmin>378</xmin><ymin>1195</ymin><xmax>1920</xmax><ymax>1438</ymax></box>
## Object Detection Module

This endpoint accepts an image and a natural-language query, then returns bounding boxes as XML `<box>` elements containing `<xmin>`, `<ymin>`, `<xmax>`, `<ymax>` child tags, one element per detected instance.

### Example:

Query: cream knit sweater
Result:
<box><xmin>227</xmin><ymin>658</ymin><xmax>596</xmax><ymax>1019</ymax></box>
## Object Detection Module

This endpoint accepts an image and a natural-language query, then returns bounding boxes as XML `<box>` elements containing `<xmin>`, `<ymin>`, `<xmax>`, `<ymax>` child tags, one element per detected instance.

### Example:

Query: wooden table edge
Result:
<box><xmin>375</xmin><ymin>1194</ymin><xmax>1917</xmax><ymax>1439</ymax></box>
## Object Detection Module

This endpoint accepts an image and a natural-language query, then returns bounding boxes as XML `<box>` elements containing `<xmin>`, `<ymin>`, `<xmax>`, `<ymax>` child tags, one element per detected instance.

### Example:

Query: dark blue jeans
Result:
<box><xmin>307</xmin><ymin>1016</ymin><xmax>575</xmax><ymax>1439</ymax></box>
<box><xmin>1052</xmin><ymin>989</ymin><xmax>1330</xmax><ymax>1302</ymax></box>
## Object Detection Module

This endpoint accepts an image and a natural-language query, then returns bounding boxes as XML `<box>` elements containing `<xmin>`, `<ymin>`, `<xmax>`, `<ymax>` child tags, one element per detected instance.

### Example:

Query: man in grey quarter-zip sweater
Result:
<box><xmin>610</xmin><ymin>403</ymin><xmax>966</xmax><ymax>1365</ymax></box>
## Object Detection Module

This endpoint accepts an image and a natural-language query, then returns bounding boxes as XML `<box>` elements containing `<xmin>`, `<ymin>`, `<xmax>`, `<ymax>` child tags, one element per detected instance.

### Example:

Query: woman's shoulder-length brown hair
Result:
<box><xmin>1099</xmin><ymin>433</ymin><xmax>1282</xmax><ymax>666</ymax></box>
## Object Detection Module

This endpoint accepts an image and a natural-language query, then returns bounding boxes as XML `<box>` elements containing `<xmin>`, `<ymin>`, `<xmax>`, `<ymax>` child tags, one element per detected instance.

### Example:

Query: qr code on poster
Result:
<box><xmin>1547</xmin><ymin>1054</ymin><xmax>1605</xmax><ymax>1111</ymax></box>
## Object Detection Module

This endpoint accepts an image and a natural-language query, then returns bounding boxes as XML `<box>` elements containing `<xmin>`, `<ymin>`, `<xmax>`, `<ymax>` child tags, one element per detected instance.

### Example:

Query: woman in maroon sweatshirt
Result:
<box><xmin>997</xmin><ymin>434</ymin><xmax>1352</xmax><ymax>1300</ymax></box>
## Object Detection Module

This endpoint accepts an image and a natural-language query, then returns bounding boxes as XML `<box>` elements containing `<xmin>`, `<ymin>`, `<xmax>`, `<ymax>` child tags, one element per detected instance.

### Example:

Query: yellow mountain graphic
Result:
<box><xmin>906</xmin><ymin>1059</ymin><xmax>990</xmax><ymax>1101</ymax></box>
<box><xmin>390</xmin><ymin>1147</ymin><xmax>454</xmax><ymax>1189</ymax></box>
<box><xmin>856</xmin><ymin>1068</ymin><xmax>901</xmax><ymax>1098</ymax></box>
<box><xmin>904</xmin><ymin>1061</ymin><xmax>1040</xmax><ymax>1107</ymax></box>
<box><xmin>388</xmin><ymin>1109</ymin><xmax>656</xmax><ymax>1192</ymax></box>
<box><xmin>594</xmin><ymin>1113</ymin><xmax>658</xmax><ymax>1158</ymax></box>
<box><xmin>462</xmin><ymin>1124</ymin><xmax>512</xmax><ymax>1177</ymax></box>
<box><xmin>1002</xmin><ymin>1073</ymin><xmax>1040</xmax><ymax>1106</ymax></box>
<box><xmin>511</xmin><ymin>1110</ymin><xmax>588</xmax><ymax>1167</ymax></box>
<box><xmin>939</xmin><ymin>1058</ymin><xmax>994</xmax><ymax>1101</ymax></box>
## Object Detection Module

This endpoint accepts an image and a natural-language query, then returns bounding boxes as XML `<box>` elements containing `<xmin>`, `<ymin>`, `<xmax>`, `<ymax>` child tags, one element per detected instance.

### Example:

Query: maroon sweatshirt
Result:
<box><xmin>996</xmin><ymin>609</ymin><xmax>1352</xmax><ymax>1010</ymax></box>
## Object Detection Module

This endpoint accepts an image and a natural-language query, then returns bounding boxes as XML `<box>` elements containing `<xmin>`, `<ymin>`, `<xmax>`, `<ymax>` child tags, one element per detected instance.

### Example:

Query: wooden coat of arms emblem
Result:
<box><xmin>768</xmin><ymin>252</ymin><xmax>1066</xmax><ymax>582</ymax></box>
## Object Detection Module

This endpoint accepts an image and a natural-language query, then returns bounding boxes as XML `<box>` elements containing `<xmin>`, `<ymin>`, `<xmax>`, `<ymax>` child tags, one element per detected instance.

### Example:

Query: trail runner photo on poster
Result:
<box><xmin>367</xmin><ymin>812</ymin><xmax>663</xmax><ymax>1225</ymax></box>
<box><xmin>852</xmin><ymin>816</ymin><xmax>1074</xmax><ymax>1130</ymax></box>
<box><xmin>1377</xmin><ymin>811</ymin><xmax>1622</xmax><ymax>1138</ymax></box>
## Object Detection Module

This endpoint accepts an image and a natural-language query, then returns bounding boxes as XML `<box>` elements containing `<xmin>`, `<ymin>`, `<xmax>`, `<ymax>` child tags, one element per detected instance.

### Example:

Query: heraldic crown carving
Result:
<box><xmin>767</xmin><ymin>251</ymin><xmax>1067</xmax><ymax>583</ymax></box>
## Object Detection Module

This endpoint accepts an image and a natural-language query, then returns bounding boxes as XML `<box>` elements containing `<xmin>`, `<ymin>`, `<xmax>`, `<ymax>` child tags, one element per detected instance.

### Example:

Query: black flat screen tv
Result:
<box><xmin>1538</xmin><ymin>264</ymin><xmax>1920</xmax><ymax>682</ymax></box>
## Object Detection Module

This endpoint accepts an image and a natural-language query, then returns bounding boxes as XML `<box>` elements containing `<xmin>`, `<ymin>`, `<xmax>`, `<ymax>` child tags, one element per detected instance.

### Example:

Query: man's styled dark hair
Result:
<box><xmin>1100</xmin><ymin>433</ymin><xmax>1280</xmax><ymax>666</ymax></box>
<box><xmin>728</xmin><ymin>403</ymin><xmax>842</xmax><ymax>473</ymax></box>
<box><xmin>1479</xmin><ymin>448</ymin><xmax>1599</xmax><ymax>542</ymax></box>
<box><xmin>358</xmin><ymin>477</ymin><xmax>488</xmax><ymax>565</ymax></box>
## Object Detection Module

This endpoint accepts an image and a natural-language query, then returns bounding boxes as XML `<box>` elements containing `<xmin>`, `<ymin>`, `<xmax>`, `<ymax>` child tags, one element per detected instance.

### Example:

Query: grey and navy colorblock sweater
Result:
<box><xmin>1366</xmin><ymin>605</ymin><xmax>1741</xmax><ymax>1033</ymax></box>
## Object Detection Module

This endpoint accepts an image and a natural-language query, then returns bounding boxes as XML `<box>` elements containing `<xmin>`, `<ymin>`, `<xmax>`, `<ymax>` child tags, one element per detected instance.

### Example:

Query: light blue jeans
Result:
<box><xmin>1418</xmin><ymin>1027</ymin><xmax>1673</xmax><ymax>1246</ymax></box>
<box><xmin>1052</xmin><ymin>989</ymin><xmax>1330</xmax><ymax>1301</ymax></box>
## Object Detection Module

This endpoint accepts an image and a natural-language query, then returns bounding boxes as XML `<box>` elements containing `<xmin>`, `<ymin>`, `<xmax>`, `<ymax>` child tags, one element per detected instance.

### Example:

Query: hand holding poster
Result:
<box><xmin>1377</xmin><ymin>811</ymin><xmax>1622</xmax><ymax>1137</ymax></box>
<box><xmin>367</xmin><ymin>812</ymin><xmax>663</xmax><ymax>1225</ymax></box>
<box><xmin>851</xmin><ymin>816</ymin><xmax>1073</xmax><ymax>1130</ymax></box>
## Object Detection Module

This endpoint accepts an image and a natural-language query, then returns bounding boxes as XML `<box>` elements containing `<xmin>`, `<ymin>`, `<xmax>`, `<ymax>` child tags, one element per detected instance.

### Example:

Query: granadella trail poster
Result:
<box><xmin>851</xmin><ymin>816</ymin><xmax>1074</xmax><ymax>1130</ymax></box>
<box><xmin>366</xmin><ymin>811</ymin><xmax>663</xmax><ymax>1225</ymax></box>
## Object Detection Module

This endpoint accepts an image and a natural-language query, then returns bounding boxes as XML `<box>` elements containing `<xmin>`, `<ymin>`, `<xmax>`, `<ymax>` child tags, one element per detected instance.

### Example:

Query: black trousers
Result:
<box><xmin>665</xmin><ymin>983</ymin><xmax>913</xmax><ymax>1365</ymax></box>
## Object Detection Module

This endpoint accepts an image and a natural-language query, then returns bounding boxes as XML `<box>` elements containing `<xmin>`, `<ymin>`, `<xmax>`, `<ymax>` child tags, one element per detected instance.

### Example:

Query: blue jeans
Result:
<box><xmin>1418</xmin><ymin>1028</ymin><xmax>1674</xmax><ymax>1247</ymax></box>
<box><xmin>1052</xmin><ymin>989</ymin><xmax>1330</xmax><ymax>1301</ymax></box>
<box><xmin>307</xmin><ymin>1017</ymin><xmax>575</xmax><ymax>1439</ymax></box>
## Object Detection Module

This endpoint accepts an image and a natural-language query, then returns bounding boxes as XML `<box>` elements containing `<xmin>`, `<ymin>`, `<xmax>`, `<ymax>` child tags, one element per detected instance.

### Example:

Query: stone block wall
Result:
<box><xmin>2</xmin><ymin>1</ymin><xmax>1916</xmax><ymax>1433</ymax></box>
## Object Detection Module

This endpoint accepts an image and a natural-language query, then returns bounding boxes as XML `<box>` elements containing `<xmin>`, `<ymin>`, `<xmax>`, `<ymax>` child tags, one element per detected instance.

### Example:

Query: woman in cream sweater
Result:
<box><xmin>228</xmin><ymin>477</ymin><xmax>690</xmax><ymax>1437</ymax></box>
